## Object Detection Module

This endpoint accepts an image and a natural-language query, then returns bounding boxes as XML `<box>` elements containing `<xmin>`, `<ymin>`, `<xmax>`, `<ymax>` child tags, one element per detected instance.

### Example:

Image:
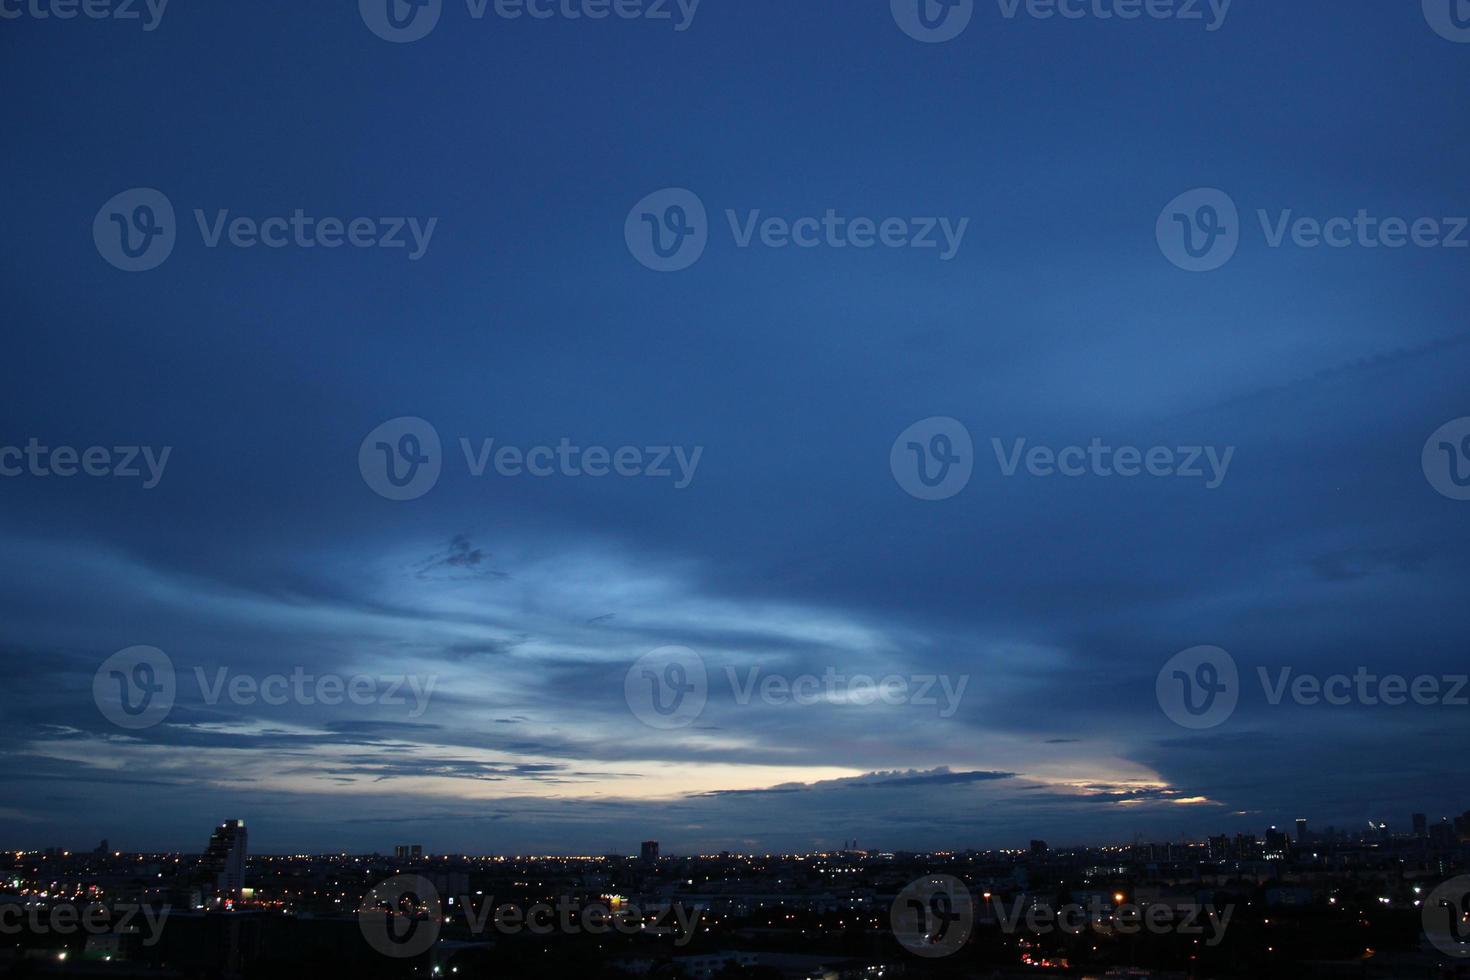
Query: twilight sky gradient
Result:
<box><xmin>1</xmin><ymin>0</ymin><xmax>1468</xmax><ymax>855</ymax></box>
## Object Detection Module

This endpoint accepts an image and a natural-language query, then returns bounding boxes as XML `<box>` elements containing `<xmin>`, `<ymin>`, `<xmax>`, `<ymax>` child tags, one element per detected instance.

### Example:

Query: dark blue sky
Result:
<box><xmin>2</xmin><ymin>0</ymin><xmax>1469</xmax><ymax>855</ymax></box>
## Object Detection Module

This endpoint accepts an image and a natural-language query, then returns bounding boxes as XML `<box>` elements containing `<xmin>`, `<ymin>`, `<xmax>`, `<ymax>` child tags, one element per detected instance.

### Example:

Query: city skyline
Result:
<box><xmin>9</xmin><ymin>802</ymin><xmax>1470</xmax><ymax>858</ymax></box>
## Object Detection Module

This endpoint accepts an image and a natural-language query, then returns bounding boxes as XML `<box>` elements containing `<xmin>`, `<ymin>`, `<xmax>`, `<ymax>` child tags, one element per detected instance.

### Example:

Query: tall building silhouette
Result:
<box><xmin>200</xmin><ymin>819</ymin><xmax>248</xmax><ymax>905</ymax></box>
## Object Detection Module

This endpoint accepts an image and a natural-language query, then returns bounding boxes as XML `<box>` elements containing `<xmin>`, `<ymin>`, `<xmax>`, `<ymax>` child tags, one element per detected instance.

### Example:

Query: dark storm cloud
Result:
<box><xmin>846</xmin><ymin>770</ymin><xmax>1019</xmax><ymax>790</ymax></box>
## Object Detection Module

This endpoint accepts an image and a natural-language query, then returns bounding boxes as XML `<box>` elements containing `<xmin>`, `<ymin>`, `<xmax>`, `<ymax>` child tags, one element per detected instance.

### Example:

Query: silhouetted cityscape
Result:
<box><xmin>4</xmin><ymin>808</ymin><xmax>1470</xmax><ymax>978</ymax></box>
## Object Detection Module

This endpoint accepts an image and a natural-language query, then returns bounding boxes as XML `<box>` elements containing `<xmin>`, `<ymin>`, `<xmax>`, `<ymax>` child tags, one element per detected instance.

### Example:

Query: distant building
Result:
<box><xmin>673</xmin><ymin>951</ymin><xmax>757</xmax><ymax>979</ymax></box>
<box><xmin>200</xmin><ymin>820</ymin><xmax>248</xmax><ymax>905</ymax></box>
<box><xmin>1265</xmin><ymin>886</ymin><xmax>1315</xmax><ymax>907</ymax></box>
<box><xmin>426</xmin><ymin>871</ymin><xmax>469</xmax><ymax>898</ymax></box>
<box><xmin>1295</xmin><ymin>818</ymin><xmax>1308</xmax><ymax>842</ymax></box>
<box><xmin>1029</xmin><ymin>840</ymin><xmax>1049</xmax><ymax>857</ymax></box>
<box><xmin>1413</xmin><ymin>813</ymin><xmax>1428</xmax><ymax>837</ymax></box>
<box><xmin>394</xmin><ymin>844</ymin><xmax>424</xmax><ymax>861</ymax></box>
<box><xmin>640</xmin><ymin>841</ymin><xmax>659</xmax><ymax>865</ymax></box>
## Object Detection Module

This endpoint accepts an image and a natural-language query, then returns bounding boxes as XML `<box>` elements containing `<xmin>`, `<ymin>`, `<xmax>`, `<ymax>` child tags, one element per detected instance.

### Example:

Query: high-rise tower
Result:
<box><xmin>200</xmin><ymin>819</ymin><xmax>248</xmax><ymax>904</ymax></box>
